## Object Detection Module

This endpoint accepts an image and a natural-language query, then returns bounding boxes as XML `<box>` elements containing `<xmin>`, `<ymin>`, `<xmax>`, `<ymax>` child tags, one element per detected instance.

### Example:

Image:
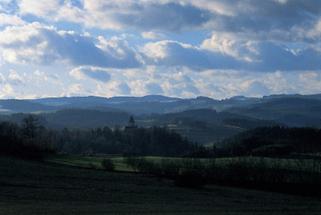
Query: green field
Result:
<box><xmin>1</xmin><ymin>156</ymin><xmax>321</xmax><ymax>214</ymax></box>
<box><xmin>47</xmin><ymin>154</ymin><xmax>134</xmax><ymax>172</ymax></box>
<box><xmin>47</xmin><ymin>154</ymin><xmax>321</xmax><ymax>173</ymax></box>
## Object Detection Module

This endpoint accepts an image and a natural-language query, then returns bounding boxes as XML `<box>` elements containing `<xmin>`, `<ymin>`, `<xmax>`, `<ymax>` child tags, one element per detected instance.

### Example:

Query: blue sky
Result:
<box><xmin>0</xmin><ymin>0</ymin><xmax>321</xmax><ymax>99</ymax></box>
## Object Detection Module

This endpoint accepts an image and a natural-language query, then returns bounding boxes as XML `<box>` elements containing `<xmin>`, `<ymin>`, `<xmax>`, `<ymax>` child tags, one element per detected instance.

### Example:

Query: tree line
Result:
<box><xmin>124</xmin><ymin>157</ymin><xmax>321</xmax><ymax>196</ymax></box>
<box><xmin>2</xmin><ymin>115</ymin><xmax>321</xmax><ymax>161</ymax></box>
<box><xmin>0</xmin><ymin>115</ymin><xmax>204</xmax><ymax>160</ymax></box>
<box><xmin>0</xmin><ymin>116</ymin><xmax>55</xmax><ymax>160</ymax></box>
<box><xmin>218</xmin><ymin>126</ymin><xmax>321</xmax><ymax>157</ymax></box>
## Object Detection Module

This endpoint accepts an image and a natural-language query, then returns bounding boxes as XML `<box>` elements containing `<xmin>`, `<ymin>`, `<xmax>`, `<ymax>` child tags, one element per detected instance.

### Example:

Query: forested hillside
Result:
<box><xmin>1</xmin><ymin>94</ymin><xmax>321</xmax><ymax>146</ymax></box>
<box><xmin>0</xmin><ymin>116</ymin><xmax>202</xmax><ymax>159</ymax></box>
<box><xmin>220</xmin><ymin>126</ymin><xmax>321</xmax><ymax>157</ymax></box>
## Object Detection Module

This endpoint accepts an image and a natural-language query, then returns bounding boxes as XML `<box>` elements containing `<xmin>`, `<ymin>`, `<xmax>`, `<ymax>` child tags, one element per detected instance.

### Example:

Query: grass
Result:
<box><xmin>47</xmin><ymin>154</ymin><xmax>321</xmax><ymax>173</ymax></box>
<box><xmin>1</xmin><ymin>156</ymin><xmax>321</xmax><ymax>214</ymax></box>
<box><xmin>47</xmin><ymin>154</ymin><xmax>134</xmax><ymax>172</ymax></box>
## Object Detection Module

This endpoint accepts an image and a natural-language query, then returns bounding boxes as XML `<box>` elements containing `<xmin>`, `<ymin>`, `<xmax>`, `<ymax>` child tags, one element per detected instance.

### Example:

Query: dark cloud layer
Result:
<box><xmin>1</xmin><ymin>0</ymin><xmax>321</xmax><ymax>99</ymax></box>
<box><xmin>144</xmin><ymin>41</ymin><xmax>240</xmax><ymax>70</ymax></box>
<box><xmin>43</xmin><ymin>30</ymin><xmax>141</xmax><ymax>68</ymax></box>
<box><xmin>143</xmin><ymin>40</ymin><xmax>321</xmax><ymax>72</ymax></box>
<box><xmin>0</xmin><ymin>23</ymin><xmax>141</xmax><ymax>68</ymax></box>
<box><xmin>145</xmin><ymin>82</ymin><xmax>164</xmax><ymax>94</ymax></box>
<box><xmin>79</xmin><ymin>67</ymin><xmax>111</xmax><ymax>82</ymax></box>
<box><xmin>211</xmin><ymin>0</ymin><xmax>321</xmax><ymax>33</ymax></box>
<box><xmin>116</xmin><ymin>2</ymin><xmax>210</xmax><ymax>31</ymax></box>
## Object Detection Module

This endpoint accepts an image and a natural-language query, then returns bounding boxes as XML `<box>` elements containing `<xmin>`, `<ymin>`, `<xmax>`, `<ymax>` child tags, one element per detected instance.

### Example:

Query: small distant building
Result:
<box><xmin>124</xmin><ymin>116</ymin><xmax>138</xmax><ymax>131</ymax></box>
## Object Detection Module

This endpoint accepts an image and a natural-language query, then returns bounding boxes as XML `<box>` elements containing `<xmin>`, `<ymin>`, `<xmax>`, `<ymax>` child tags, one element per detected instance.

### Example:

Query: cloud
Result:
<box><xmin>66</xmin><ymin>83</ymin><xmax>85</xmax><ymax>97</ymax></box>
<box><xmin>18</xmin><ymin>0</ymin><xmax>60</xmax><ymax>17</ymax></box>
<box><xmin>1</xmin><ymin>0</ymin><xmax>321</xmax><ymax>99</ymax></box>
<box><xmin>70</xmin><ymin>66</ymin><xmax>111</xmax><ymax>82</ymax></box>
<box><xmin>141</xmin><ymin>31</ymin><xmax>164</xmax><ymax>40</ymax></box>
<box><xmin>97</xmin><ymin>80</ymin><xmax>132</xmax><ymax>97</ymax></box>
<box><xmin>145</xmin><ymin>82</ymin><xmax>164</xmax><ymax>95</ymax></box>
<box><xmin>244</xmin><ymin>81</ymin><xmax>271</xmax><ymax>97</ymax></box>
<box><xmin>142</xmin><ymin>40</ymin><xmax>239</xmax><ymax>70</ymax></box>
<box><xmin>0</xmin><ymin>73</ymin><xmax>5</xmax><ymax>83</ymax></box>
<box><xmin>14</xmin><ymin>1</ymin><xmax>211</xmax><ymax>31</ymax></box>
<box><xmin>195</xmin><ymin>0</ymin><xmax>321</xmax><ymax>35</ymax></box>
<box><xmin>201</xmin><ymin>33</ymin><xmax>321</xmax><ymax>71</ymax></box>
<box><xmin>0</xmin><ymin>83</ymin><xmax>14</xmax><ymax>98</ymax></box>
<box><xmin>250</xmin><ymin>42</ymin><xmax>321</xmax><ymax>71</ymax></box>
<box><xmin>0</xmin><ymin>22</ymin><xmax>141</xmax><ymax>68</ymax></box>
<box><xmin>117</xmin><ymin>82</ymin><xmax>131</xmax><ymax>95</ymax></box>
<box><xmin>142</xmin><ymin>39</ymin><xmax>321</xmax><ymax>72</ymax></box>
<box><xmin>7</xmin><ymin>69</ymin><xmax>24</xmax><ymax>85</ymax></box>
<box><xmin>2</xmin><ymin>22</ymin><xmax>321</xmax><ymax>74</ymax></box>
<box><xmin>107</xmin><ymin>2</ymin><xmax>210</xmax><ymax>31</ymax></box>
<box><xmin>12</xmin><ymin>0</ymin><xmax>321</xmax><ymax>42</ymax></box>
<box><xmin>0</xmin><ymin>13</ymin><xmax>25</xmax><ymax>26</ymax></box>
<box><xmin>0</xmin><ymin>0</ymin><xmax>17</xmax><ymax>13</ymax></box>
<box><xmin>201</xmin><ymin>32</ymin><xmax>259</xmax><ymax>62</ymax></box>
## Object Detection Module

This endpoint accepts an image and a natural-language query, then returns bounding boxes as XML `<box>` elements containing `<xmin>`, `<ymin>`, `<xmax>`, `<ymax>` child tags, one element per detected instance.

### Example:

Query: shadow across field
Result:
<box><xmin>123</xmin><ymin>156</ymin><xmax>321</xmax><ymax>197</ymax></box>
<box><xmin>48</xmin><ymin>155</ymin><xmax>321</xmax><ymax>196</ymax></box>
<box><xmin>1</xmin><ymin>157</ymin><xmax>321</xmax><ymax>215</ymax></box>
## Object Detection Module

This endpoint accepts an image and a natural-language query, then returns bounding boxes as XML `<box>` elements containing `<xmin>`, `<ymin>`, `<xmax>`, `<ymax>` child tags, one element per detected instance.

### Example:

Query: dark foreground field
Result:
<box><xmin>0</xmin><ymin>158</ymin><xmax>320</xmax><ymax>215</ymax></box>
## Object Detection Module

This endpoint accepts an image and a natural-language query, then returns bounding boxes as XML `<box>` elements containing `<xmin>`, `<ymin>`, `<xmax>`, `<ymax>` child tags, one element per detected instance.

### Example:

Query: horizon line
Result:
<box><xmin>1</xmin><ymin>92</ymin><xmax>321</xmax><ymax>101</ymax></box>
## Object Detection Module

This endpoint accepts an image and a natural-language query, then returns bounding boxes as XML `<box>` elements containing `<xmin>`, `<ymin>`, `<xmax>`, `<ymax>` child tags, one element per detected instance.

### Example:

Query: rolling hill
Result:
<box><xmin>227</xmin><ymin>97</ymin><xmax>321</xmax><ymax>127</ymax></box>
<box><xmin>1</xmin><ymin>94</ymin><xmax>321</xmax><ymax>145</ymax></box>
<box><xmin>140</xmin><ymin>109</ymin><xmax>277</xmax><ymax>144</ymax></box>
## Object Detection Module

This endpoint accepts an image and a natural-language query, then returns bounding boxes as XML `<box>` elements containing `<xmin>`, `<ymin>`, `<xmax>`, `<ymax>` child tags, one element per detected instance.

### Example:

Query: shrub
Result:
<box><xmin>159</xmin><ymin>159</ymin><xmax>180</xmax><ymax>178</ymax></box>
<box><xmin>101</xmin><ymin>158</ymin><xmax>115</xmax><ymax>171</ymax></box>
<box><xmin>174</xmin><ymin>169</ymin><xmax>207</xmax><ymax>188</ymax></box>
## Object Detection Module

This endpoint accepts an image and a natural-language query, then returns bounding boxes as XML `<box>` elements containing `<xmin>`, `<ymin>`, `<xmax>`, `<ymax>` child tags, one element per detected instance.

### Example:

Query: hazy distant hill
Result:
<box><xmin>0</xmin><ymin>100</ymin><xmax>55</xmax><ymax>113</ymax></box>
<box><xmin>1</xmin><ymin>94</ymin><xmax>321</xmax><ymax>144</ymax></box>
<box><xmin>138</xmin><ymin>109</ymin><xmax>277</xmax><ymax>144</ymax></box>
<box><xmin>0</xmin><ymin>107</ymin><xmax>276</xmax><ymax>145</ymax></box>
<box><xmin>32</xmin><ymin>95</ymin><xmax>183</xmax><ymax>114</ymax></box>
<box><xmin>227</xmin><ymin>97</ymin><xmax>321</xmax><ymax>127</ymax></box>
<box><xmin>42</xmin><ymin>109</ymin><xmax>130</xmax><ymax>129</ymax></box>
<box><xmin>0</xmin><ymin>95</ymin><xmax>258</xmax><ymax>114</ymax></box>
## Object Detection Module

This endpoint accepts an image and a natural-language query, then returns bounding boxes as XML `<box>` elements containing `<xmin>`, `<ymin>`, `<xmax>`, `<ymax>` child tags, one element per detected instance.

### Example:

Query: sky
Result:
<box><xmin>1</xmin><ymin>0</ymin><xmax>321</xmax><ymax>99</ymax></box>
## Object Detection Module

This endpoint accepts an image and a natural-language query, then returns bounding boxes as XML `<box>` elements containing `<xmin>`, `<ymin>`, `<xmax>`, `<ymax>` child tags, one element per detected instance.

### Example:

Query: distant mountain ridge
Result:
<box><xmin>1</xmin><ymin>93</ymin><xmax>320</xmax><ymax>115</ymax></box>
<box><xmin>0</xmin><ymin>94</ymin><xmax>256</xmax><ymax>114</ymax></box>
<box><xmin>1</xmin><ymin>94</ymin><xmax>321</xmax><ymax>145</ymax></box>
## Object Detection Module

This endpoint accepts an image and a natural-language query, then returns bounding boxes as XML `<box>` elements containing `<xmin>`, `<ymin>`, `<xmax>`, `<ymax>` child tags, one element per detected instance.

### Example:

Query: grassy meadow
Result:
<box><xmin>47</xmin><ymin>155</ymin><xmax>321</xmax><ymax>196</ymax></box>
<box><xmin>1</xmin><ymin>156</ymin><xmax>321</xmax><ymax>215</ymax></box>
<box><xmin>47</xmin><ymin>154</ymin><xmax>321</xmax><ymax>173</ymax></box>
